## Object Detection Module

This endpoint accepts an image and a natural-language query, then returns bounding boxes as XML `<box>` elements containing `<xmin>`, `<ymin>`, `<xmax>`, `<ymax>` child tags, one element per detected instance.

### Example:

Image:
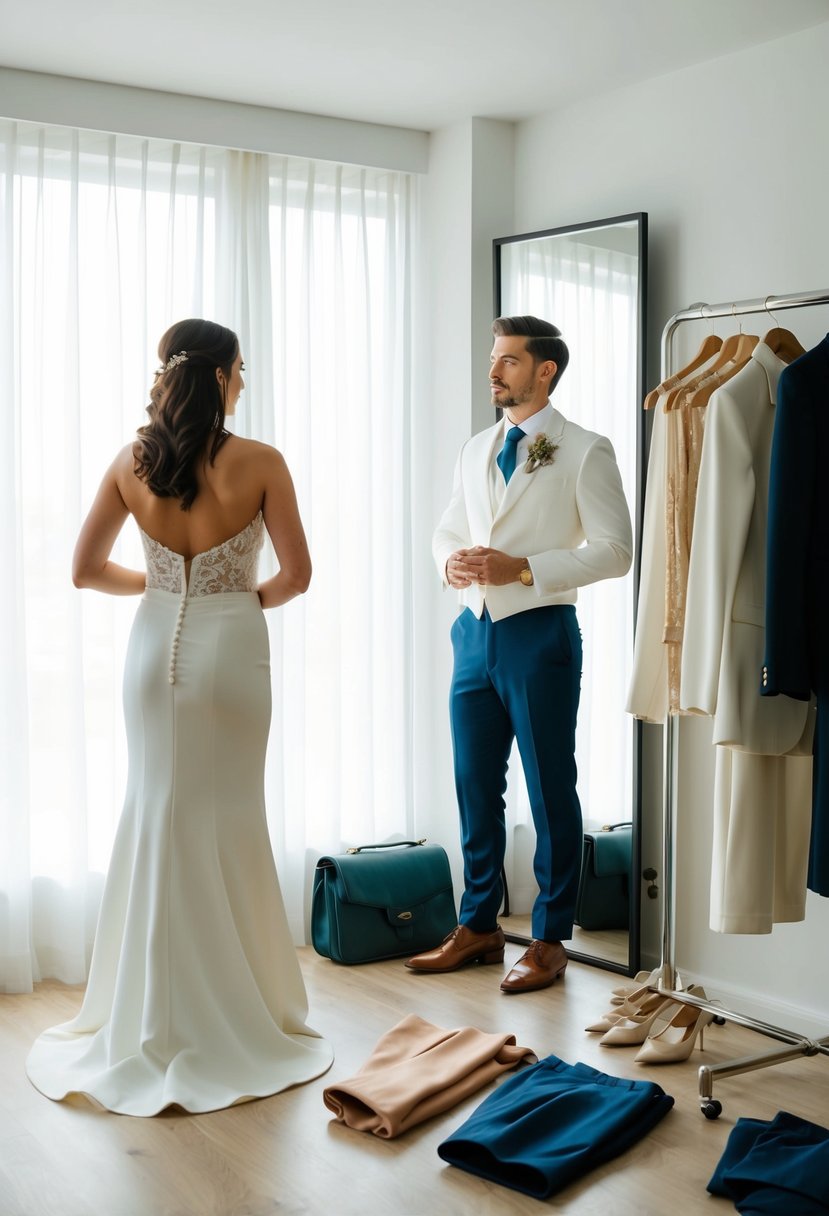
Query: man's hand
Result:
<box><xmin>447</xmin><ymin>546</ymin><xmax>526</xmax><ymax>587</ymax></box>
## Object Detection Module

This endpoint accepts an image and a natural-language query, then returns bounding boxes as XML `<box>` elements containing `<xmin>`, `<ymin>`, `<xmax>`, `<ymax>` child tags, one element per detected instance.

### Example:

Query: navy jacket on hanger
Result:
<box><xmin>762</xmin><ymin>334</ymin><xmax>829</xmax><ymax>895</ymax></box>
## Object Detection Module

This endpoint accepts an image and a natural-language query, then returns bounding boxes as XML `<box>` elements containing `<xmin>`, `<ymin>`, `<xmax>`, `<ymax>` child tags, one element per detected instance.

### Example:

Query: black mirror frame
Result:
<box><xmin>493</xmin><ymin>212</ymin><xmax>648</xmax><ymax>977</ymax></box>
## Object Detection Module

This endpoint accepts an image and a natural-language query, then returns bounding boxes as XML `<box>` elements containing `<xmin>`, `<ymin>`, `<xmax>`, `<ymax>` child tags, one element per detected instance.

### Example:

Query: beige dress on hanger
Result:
<box><xmin>627</xmin><ymin>348</ymin><xmax>720</xmax><ymax>723</ymax></box>
<box><xmin>664</xmin><ymin>398</ymin><xmax>707</xmax><ymax>713</ymax></box>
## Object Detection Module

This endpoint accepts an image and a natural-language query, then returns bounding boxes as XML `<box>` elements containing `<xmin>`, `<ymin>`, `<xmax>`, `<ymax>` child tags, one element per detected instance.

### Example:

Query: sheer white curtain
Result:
<box><xmin>500</xmin><ymin>236</ymin><xmax>638</xmax><ymax>913</ymax></box>
<box><xmin>261</xmin><ymin>160</ymin><xmax>415</xmax><ymax>938</ymax></box>
<box><xmin>0</xmin><ymin>120</ymin><xmax>415</xmax><ymax>990</ymax></box>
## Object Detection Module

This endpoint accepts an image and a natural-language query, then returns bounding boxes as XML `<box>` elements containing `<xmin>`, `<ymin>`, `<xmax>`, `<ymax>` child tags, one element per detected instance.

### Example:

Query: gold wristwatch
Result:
<box><xmin>519</xmin><ymin>561</ymin><xmax>534</xmax><ymax>587</ymax></box>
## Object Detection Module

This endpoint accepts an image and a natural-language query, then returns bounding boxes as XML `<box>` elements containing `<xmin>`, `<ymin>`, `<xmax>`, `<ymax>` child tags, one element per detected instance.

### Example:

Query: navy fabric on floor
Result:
<box><xmin>437</xmin><ymin>1054</ymin><xmax>674</xmax><ymax>1200</ymax></box>
<box><xmin>707</xmin><ymin>1110</ymin><xmax>829</xmax><ymax>1215</ymax></box>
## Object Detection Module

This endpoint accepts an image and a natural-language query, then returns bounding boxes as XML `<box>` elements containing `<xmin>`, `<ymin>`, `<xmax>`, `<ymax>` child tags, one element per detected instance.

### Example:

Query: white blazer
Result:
<box><xmin>680</xmin><ymin>343</ymin><xmax>812</xmax><ymax>755</ymax></box>
<box><xmin>433</xmin><ymin>408</ymin><xmax>632</xmax><ymax>622</ymax></box>
<box><xmin>625</xmin><ymin>400</ymin><xmax>669</xmax><ymax>723</ymax></box>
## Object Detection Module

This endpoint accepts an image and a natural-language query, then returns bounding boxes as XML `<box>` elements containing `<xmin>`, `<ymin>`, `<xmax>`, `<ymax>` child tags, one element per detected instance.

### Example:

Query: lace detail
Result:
<box><xmin>189</xmin><ymin>514</ymin><xmax>264</xmax><ymax>597</ymax></box>
<box><xmin>141</xmin><ymin>532</ymin><xmax>184</xmax><ymax>594</ymax></box>
<box><xmin>141</xmin><ymin>513</ymin><xmax>265</xmax><ymax>598</ymax></box>
<box><xmin>664</xmin><ymin>405</ymin><xmax>707</xmax><ymax>713</ymax></box>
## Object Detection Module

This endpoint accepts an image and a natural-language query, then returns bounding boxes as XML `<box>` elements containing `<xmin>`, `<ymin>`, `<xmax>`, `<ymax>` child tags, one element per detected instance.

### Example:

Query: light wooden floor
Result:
<box><xmin>3</xmin><ymin>945</ymin><xmax>828</xmax><ymax>1216</ymax></box>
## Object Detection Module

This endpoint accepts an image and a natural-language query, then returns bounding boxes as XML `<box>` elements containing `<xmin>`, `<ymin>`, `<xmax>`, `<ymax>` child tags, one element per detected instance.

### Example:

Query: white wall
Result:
<box><xmin>511</xmin><ymin>20</ymin><xmax>829</xmax><ymax>1033</ymax></box>
<box><xmin>415</xmin><ymin>119</ymin><xmax>514</xmax><ymax>896</ymax></box>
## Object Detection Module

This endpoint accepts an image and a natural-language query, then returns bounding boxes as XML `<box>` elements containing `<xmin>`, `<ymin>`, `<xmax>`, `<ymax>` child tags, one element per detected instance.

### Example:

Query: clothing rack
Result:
<box><xmin>654</xmin><ymin>287</ymin><xmax>829</xmax><ymax>1119</ymax></box>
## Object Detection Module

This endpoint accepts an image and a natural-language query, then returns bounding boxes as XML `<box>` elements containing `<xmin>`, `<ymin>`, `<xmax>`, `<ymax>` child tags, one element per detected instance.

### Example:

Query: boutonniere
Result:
<box><xmin>525</xmin><ymin>433</ymin><xmax>559</xmax><ymax>472</ymax></box>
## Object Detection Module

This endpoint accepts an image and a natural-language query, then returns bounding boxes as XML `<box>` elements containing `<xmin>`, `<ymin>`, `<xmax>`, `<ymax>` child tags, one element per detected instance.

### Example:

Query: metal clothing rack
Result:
<box><xmin>654</xmin><ymin>287</ymin><xmax>829</xmax><ymax>1119</ymax></box>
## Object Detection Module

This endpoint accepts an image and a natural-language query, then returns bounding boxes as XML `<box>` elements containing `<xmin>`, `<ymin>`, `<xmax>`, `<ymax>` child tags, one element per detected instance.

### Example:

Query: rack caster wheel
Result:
<box><xmin>701</xmin><ymin>1100</ymin><xmax>722</xmax><ymax>1120</ymax></box>
<box><xmin>713</xmin><ymin>1015</ymin><xmax>726</xmax><ymax>1026</ymax></box>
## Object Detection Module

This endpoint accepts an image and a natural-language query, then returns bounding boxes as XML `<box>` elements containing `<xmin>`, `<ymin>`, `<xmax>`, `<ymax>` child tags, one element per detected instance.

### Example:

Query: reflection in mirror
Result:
<box><xmin>494</xmin><ymin>214</ymin><xmax>647</xmax><ymax>974</ymax></box>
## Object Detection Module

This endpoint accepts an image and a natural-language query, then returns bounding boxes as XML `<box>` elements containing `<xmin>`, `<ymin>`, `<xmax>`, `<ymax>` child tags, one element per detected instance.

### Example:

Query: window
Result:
<box><xmin>0</xmin><ymin>120</ymin><xmax>415</xmax><ymax>989</ymax></box>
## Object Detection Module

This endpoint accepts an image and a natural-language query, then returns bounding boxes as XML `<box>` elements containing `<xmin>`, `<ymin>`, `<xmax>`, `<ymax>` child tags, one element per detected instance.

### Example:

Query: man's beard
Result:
<box><xmin>491</xmin><ymin>378</ymin><xmax>535</xmax><ymax>411</ymax></box>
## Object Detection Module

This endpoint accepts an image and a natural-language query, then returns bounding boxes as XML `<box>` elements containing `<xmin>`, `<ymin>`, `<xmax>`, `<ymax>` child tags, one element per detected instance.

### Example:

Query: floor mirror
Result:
<box><xmin>493</xmin><ymin>212</ymin><xmax>647</xmax><ymax>975</ymax></box>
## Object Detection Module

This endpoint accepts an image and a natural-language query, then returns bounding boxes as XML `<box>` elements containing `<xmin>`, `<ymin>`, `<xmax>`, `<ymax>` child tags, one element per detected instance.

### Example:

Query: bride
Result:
<box><xmin>26</xmin><ymin>318</ymin><xmax>333</xmax><ymax>1116</ymax></box>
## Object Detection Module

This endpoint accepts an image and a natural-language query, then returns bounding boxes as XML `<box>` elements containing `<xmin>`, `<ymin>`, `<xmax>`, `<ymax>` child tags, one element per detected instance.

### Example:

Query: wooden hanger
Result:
<box><xmin>643</xmin><ymin>333</ymin><xmax>722</xmax><ymax>409</ymax></box>
<box><xmin>761</xmin><ymin>327</ymin><xmax>806</xmax><ymax>365</ymax></box>
<box><xmin>666</xmin><ymin>332</ymin><xmax>744</xmax><ymax>410</ymax></box>
<box><xmin>685</xmin><ymin>333</ymin><xmax>760</xmax><ymax>408</ymax></box>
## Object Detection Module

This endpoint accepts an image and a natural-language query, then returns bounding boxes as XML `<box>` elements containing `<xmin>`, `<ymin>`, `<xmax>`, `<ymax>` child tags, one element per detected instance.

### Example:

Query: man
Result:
<box><xmin>407</xmin><ymin>315</ymin><xmax>632</xmax><ymax>992</ymax></box>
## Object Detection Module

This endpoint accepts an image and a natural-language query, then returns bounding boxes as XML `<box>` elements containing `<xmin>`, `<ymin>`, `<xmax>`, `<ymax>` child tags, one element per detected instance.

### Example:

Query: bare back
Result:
<box><xmin>117</xmin><ymin>435</ymin><xmax>273</xmax><ymax>559</ymax></box>
<box><xmin>74</xmin><ymin>432</ymin><xmax>310</xmax><ymax>610</ymax></box>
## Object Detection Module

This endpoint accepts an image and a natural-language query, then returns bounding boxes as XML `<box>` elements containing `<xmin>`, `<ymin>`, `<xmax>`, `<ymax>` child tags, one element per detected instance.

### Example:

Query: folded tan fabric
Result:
<box><xmin>323</xmin><ymin>1013</ymin><xmax>536</xmax><ymax>1139</ymax></box>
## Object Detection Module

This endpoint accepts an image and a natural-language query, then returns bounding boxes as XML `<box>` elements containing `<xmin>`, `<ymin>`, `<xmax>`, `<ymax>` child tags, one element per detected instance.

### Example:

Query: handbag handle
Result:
<box><xmin>598</xmin><ymin>821</ymin><xmax>633</xmax><ymax>833</ymax></box>
<box><xmin>346</xmin><ymin>839</ymin><xmax>427</xmax><ymax>855</ymax></box>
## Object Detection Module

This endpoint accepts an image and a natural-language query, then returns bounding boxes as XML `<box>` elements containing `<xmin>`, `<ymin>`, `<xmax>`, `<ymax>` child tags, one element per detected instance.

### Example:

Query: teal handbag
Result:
<box><xmin>311</xmin><ymin>840</ymin><xmax>457</xmax><ymax>964</ymax></box>
<box><xmin>574</xmin><ymin>823</ymin><xmax>632</xmax><ymax>931</ymax></box>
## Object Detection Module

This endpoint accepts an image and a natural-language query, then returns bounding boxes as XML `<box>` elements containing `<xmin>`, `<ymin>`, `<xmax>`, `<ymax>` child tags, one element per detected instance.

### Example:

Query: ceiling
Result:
<box><xmin>3</xmin><ymin>0</ymin><xmax>828</xmax><ymax>131</ymax></box>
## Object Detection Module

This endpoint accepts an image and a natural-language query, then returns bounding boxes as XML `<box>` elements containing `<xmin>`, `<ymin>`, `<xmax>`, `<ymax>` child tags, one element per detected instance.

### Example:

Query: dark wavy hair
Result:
<box><xmin>133</xmin><ymin>319</ymin><xmax>239</xmax><ymax>509</ymax></box>
<box><xmin>492</xmin><ymin>315</ymin><xmax>569</xmax><ymax>393</ymax></box>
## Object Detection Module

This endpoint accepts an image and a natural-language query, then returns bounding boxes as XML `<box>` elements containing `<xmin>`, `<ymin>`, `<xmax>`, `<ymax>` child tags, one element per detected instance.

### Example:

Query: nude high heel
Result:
<box><xmin>609</xmin><ymin>968</ymin><xmax>659</xmax><ymax>1005</ymax></box>
<box><xmin>634</xmin><ymin>996</ymin><xmax>715</xmax><ymax>1065</ymax></box>
<box><xmin>596</xmin><ymin>992</ymin><xmax>676</xmax><ymax>1046</ymax></box>
<box><xmin>585</xmin><ymin>981</ymin><xmax>661</xmax><ymax>1032</ymax></box>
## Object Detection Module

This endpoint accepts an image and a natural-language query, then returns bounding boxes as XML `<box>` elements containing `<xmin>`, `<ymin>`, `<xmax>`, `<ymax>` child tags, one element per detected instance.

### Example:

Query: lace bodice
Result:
<box><xmin>141</xmin><ymin>512</ymin><xmax>265</xmax><ymax>598</ymax></box>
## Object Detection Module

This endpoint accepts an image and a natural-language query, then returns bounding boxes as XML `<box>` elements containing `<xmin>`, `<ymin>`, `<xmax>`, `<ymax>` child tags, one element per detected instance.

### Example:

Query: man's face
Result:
<box><xmin>489</xmin><ymin>335</ymin><xmax>549</xmax><ymax>413</ymax></box>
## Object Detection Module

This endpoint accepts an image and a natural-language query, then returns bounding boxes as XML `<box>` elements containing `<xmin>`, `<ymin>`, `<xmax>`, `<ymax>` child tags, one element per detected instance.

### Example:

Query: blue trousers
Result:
<box><xmin>708</xmin><ymin>1111</ymin><xmax>829</xmax><ymax>1214</ymax></box>
<box><xmin>437</xmin><ymin>1054</ymin><xmax>674</xmax><ymax>1199</ymax></box>
<box><xmin>449</xmin><ymin>605</ymin><xmax>582</xmax><ymax>942</ymax></box>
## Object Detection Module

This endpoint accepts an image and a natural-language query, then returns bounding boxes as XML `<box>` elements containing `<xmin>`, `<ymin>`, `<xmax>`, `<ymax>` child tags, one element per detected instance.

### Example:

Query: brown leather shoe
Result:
<box><xmin>405</xmin><ymin>924</ymin><xmax>505</xmax><ymax>972</ymax></box>
<box><xmin>500</xmin><ymin>940</ymin><xmax>568</xmax><ymax>993</ymax></box>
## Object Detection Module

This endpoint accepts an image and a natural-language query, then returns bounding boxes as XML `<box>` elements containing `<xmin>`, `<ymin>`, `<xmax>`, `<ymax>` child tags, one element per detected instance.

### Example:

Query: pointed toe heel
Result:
<box><xmin>585</xmin><ymin>1012</ymin><xmax>623</xmax><ymax>1033</ymax></box>
<box><xmin>598</xmin><ymin>994</ymin><xmax>675</xmax><ymax>1047</ymax></box>
<box><xmin>610</xmin><ymin>968</ymin><xmax>660</xmax><ymax>1003</ymax></box>
<box><xmin>634</xmin><ymin>993</ymin><xmax>715</xmax><ymax>1065</ymax></box>
<box><xmin>586</xmin><ymin>979</ymin><xmax>664</xmax><ymax>1033</ymax></box>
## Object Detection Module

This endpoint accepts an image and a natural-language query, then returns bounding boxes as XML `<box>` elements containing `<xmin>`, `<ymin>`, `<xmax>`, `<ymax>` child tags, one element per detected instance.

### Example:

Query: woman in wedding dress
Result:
<box><xmin>26</xmin><ymin>318</ymin><xmax>334</xmax><ymax>1116</ymax></box>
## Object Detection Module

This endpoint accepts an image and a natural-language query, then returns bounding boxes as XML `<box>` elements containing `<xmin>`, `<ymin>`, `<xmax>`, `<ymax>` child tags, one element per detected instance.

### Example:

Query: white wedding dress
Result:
<box><xmin>26</xmin><ymin>512</ymin><xmax>333</xmax><ymax>1116</ymax></box>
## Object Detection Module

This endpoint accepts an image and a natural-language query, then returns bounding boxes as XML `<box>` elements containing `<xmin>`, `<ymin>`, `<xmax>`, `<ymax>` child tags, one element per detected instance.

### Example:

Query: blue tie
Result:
<box><xmin>497</xmin><ymin>425</ymin><xmax>524</xmax><ymax>483</ymax></box>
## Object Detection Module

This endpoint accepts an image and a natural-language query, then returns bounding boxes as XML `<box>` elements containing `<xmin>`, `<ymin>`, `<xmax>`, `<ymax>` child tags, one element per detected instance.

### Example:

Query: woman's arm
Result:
<box><xmin>258</xmin><ymin>449</ymin><xmax>312</xmax><ymax>610</ymax></box>
<box><xmin>72</xmin><ymin>449</ymin><xmax>146</xmax><ymax>595</ymax></box>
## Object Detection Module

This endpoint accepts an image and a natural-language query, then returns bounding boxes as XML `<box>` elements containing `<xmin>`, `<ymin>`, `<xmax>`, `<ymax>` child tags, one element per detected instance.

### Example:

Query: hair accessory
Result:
<box><xmin>165</xmin><ymin>351</ymin><xmax>189</xmax><ymax>371</ymax></box>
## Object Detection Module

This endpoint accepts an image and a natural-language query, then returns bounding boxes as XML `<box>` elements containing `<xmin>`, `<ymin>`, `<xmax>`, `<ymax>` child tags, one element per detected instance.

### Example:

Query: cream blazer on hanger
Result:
<box><xmin>626</xmin><ymin>400</ymin><xmax>669</xmax><ymax>723</ymax></box>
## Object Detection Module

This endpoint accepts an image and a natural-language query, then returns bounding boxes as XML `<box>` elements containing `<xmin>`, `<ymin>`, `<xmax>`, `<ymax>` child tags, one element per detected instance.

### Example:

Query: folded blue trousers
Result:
<box><xmin>707</xmin><ymin>1110</ymin><xmax>829</xmax><ymax>1215</ymax></box>
<box><xmin>437</xmin><ymin>1054</ymin><xmax>674</xmax><ymax>1200</ymax></box>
